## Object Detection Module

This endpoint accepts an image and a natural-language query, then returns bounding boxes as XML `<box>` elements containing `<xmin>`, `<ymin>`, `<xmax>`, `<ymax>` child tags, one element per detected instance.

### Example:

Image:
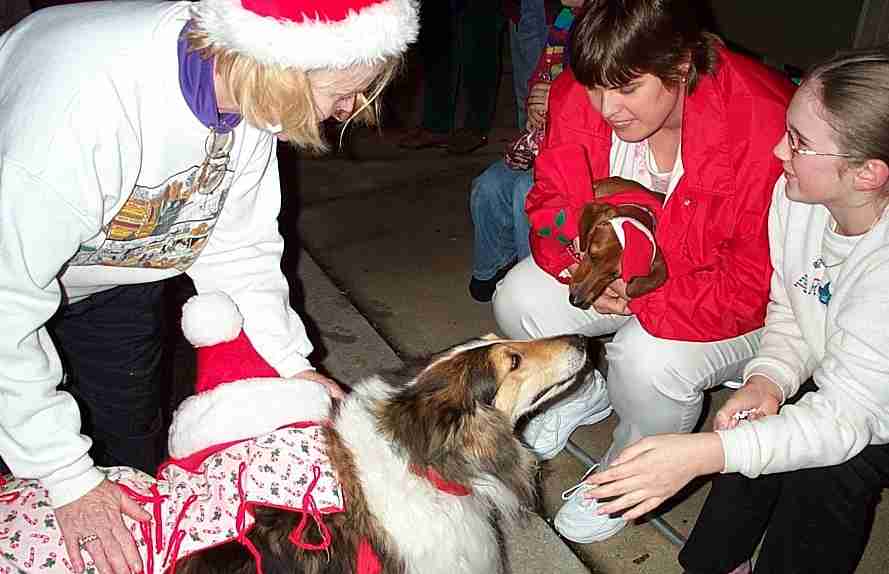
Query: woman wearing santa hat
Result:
<box><xmin>0</xmin><ymin>1</ymin><xmax>418</xmax><ymax>573</ymax></box>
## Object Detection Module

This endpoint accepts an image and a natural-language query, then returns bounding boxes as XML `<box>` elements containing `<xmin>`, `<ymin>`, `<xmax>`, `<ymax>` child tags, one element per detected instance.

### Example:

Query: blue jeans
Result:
<box><xmin>509</xmin><ymin>0</ymin><xmax>547</xmax><ymax>129</ymax></box>
<box><xmin>469</xmin><ymin>160</ymin><xmax>533</xmax><ymax>280</ymax></box>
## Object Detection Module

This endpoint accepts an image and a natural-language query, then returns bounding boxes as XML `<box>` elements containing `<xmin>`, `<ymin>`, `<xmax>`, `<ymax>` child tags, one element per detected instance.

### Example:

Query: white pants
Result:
<box><xmin>493</xmin><ymin>257</ymin><xmax>761</xmax><ymax>467</ymax></box>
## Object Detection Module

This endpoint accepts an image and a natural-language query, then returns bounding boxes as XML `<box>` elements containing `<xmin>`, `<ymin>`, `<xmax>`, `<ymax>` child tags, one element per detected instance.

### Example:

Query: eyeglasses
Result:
<box><xmin>786</xmin><ymin>128</ymin><xmax>852</xmax><ymax>158</ymax></box>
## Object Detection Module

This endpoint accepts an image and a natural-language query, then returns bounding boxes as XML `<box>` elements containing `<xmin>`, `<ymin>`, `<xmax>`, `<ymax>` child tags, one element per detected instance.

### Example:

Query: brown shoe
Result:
<box><xmin>398</xmin><ymin>127</ymin><xmax>450</xmax><ymax>150</ymax></box>
<box><xmin>446</xmin><ymin>129</ymin><xmax>489</xmax><ymax>155</ymax></box>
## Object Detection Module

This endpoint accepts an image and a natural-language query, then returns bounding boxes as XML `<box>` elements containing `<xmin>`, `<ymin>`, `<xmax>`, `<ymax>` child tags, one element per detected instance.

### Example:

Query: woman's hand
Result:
<box><xmin>55</xmin><ymin>480</ymin><xmax>149</xmax><ymax>574</ymax></box>
<box><xmin>593</xmin><ymin>278</ymin><xmax>631</xmax><ymax>315</ymax></box>
<box><xmin>713</xmin><ymin>375</ymin><xmax>782</xmax><ymax>431</ymax></box>
<box><xmin>292</xmin><ymin>369</ymin><xmax>346</xmax><ymax>400</ymax></box>
<box><xmin>583</xmin><ymin>433</ymin><xmax>725</xmax><ymax>520</ymax></box>
<box><xmin>526</xmin><ymin>82</ymin><xmax>551</xmax><ymax>131</ymax></box>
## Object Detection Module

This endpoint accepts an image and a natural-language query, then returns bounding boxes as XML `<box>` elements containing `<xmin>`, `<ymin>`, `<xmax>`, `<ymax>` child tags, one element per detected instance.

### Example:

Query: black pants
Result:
<box><xmin>679</xmin><ymin>382</ymin><xmax>889</xmax><ymax>574</ymax></box>
<box><xmin>48</xmin><ymin>282</ymin><xmax>167</xmax><ymax>475</ymax></box>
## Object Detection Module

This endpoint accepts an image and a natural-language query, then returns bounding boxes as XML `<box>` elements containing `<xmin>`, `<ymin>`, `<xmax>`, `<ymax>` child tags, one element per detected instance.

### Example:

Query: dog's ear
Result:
<box><xmin>579</xmin><ymin>202</ymin><xmax>617</xmax><ymax>252</ymax></box>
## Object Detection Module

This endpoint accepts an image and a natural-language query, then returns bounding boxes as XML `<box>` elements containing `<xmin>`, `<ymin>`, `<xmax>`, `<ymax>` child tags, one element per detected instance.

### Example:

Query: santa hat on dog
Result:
<box><xmin>191</xmin><ymin>0</ymin><xmax>420</xmax><ymax>70</ymax></box>
<box><xmin>609</xmin><ymin>218</ymin><xmax>657</xmax><ymax>283</ymax></box>
<box><xmin>168</xmin><ymin>292</ymin><xmax>331</xmax><ymax>459</ymax></box>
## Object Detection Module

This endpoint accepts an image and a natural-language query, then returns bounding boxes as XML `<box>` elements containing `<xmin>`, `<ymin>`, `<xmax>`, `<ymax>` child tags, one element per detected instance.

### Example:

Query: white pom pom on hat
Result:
<box><xmin>181</xmin><ymin>291</ymin><xmax>243</xmax><ymax>347</ymax></box>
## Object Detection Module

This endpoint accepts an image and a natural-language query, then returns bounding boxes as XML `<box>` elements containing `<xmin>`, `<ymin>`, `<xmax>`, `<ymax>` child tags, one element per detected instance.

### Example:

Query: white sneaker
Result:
<box><xmin>554</xmin><ymin>466</ymin><xmax>627</xmax><ymax>543</ymax></box>
<box><xmin>522</xmin><ymin>370</ymin><xmax>612</xmax><ymax>460</ymax></box>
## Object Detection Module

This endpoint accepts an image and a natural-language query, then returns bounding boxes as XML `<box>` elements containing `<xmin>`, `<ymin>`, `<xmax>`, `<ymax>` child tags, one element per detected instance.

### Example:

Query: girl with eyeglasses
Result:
<box><xmin>0</xmin><ymin>1</ymin><xmax>417</xmax><ymax>573</ymax></box>
<box><xmin>581</xmin><ymin>47</ymin><xmax>889</xmax><ymax>574</ymax></box>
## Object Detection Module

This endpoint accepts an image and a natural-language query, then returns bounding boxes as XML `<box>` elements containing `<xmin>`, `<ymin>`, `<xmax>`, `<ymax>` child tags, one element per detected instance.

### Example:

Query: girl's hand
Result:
<box><xmin>526</xmin><ymin>82</ymin><xmax>551</xmax><ymax>131</ymax></box>
<box><xmin>583</xmin><ymin>433</ymin><xmax>725</xmax><ymax>520</ymax></box>
<box><xmin>713</xmin><ymin>375</ymin><xmax>782</xmax><ymax>431</ymax></box>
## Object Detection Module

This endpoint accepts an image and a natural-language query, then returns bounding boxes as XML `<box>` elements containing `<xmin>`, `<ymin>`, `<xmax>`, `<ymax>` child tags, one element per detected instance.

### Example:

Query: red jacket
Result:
<box><xmin>526</xmin><ymin>47</ymin><xmax>794</xmax><ymax>342</ymax></box>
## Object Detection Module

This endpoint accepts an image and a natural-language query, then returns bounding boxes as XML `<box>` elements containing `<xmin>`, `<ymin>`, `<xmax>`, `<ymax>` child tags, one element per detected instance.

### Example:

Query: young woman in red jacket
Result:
<box><xmin>492</xmin><ymin>0</ymin><xmax>794</xmax><ymax>543</ymax></box>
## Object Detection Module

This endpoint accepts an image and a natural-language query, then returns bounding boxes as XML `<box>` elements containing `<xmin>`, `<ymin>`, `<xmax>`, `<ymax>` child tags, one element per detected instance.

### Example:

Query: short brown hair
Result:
<box><xmin>570</xmin><ymin>0</ymin><xmax>719</xmax><ymax>92</ymax></box>
<box><xmin>187</xmin><ymin>27</ymin><xmax>401</xmax><ymax>154</ymax></box>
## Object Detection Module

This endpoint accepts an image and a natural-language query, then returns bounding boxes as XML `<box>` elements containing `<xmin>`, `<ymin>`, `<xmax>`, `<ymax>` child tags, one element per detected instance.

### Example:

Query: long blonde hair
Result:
<box><xmin>186</xmin><ymin>27</ymin><xmax>401</xmax><ymax>153</ymax></box>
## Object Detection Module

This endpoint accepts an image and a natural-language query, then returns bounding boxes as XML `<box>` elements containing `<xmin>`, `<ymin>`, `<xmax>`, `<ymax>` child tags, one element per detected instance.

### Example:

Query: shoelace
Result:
<box><xmin>560</xmin><ymin>464</ymin><xmax>599</xmax><ymax>504</ymax></box>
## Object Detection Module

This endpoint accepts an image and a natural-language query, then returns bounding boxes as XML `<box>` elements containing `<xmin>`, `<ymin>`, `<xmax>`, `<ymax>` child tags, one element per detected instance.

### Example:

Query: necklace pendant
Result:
<box><xmin>818</xmin><ymin>281</ymin><xmax>832</xmax><ymax>305</ymax></box>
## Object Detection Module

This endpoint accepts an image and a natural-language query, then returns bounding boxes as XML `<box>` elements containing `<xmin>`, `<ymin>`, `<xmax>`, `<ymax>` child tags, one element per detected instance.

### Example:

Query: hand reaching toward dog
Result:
<box><xmin>293</xmin><ymin>369</ymin><xmax>346</xmax><ymax>400</ymax></box>
<box><xmin>714</xmin><ymin>375</ymin><xmax>782</xmax><ymax>430</ymax></box>
<box><xmin>581</xmin><ymin>433</ymin><xmax>725</xmax><ymax>520</ymax></box>
<box><xmin>56</xmin><ymin>479</ymin><xmax>149</xmax><ymax>574</ymax></box>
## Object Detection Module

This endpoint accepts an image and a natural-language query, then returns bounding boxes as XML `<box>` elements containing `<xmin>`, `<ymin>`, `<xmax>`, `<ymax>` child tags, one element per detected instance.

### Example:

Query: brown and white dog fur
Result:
<box><xmin>178</xmin><ymin>333</ymin><xmax>594</xmax><ymax>574</ymax></box>
<box><xmin>569</xmin><ymin>177</ymin><xmax>668</xmax><ymax>309</ymax></box>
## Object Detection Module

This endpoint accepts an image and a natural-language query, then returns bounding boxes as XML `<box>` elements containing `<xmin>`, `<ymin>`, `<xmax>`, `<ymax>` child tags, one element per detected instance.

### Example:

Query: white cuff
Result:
<box><xmin>168</xmin><ymin>377</ymin><xmax>331</xmax><ymax>458</ymax></box>
<box><xmin>44</xmin><ymin>461</ymin><xmax>105</xmax><ymax>508</ymax></box>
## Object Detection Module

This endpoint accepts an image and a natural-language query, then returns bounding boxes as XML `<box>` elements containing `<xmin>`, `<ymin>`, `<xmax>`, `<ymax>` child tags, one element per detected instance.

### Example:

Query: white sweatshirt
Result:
<box><xmin>0</xmin><ymin>1</ymin><xmax>313</xmax><ymax>507</ymax></box>
<box><xmin>718</xmin><ymin>178</ymin><xmax>889</xmax><ymax>477</ymax></box>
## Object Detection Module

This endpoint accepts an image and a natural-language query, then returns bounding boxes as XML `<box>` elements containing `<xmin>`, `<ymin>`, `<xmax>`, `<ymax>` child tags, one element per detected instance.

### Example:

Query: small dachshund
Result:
<box><xmin>569</xmin><ymin>177</ymin><xmax>668</xmax><ymax>309</ymax></box>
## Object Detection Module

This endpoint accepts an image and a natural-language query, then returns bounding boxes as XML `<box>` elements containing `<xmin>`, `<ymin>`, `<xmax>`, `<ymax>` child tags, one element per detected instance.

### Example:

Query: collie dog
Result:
<box><xmin>178</xmin><ymin>333</ymin><xmax>593</xmax><ymax>574</ymax></box>
<box><xmin>0</xmin><ymin>334</ymin><xmax>591</xmax><ymax>574</ymax></box>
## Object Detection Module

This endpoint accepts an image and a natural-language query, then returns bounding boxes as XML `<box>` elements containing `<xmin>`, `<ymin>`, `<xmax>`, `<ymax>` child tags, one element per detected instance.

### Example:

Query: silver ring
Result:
<box><xmin>77</xmin><ymin>534</ymin><xmax>99</xmax><ymax>548</ymax></box>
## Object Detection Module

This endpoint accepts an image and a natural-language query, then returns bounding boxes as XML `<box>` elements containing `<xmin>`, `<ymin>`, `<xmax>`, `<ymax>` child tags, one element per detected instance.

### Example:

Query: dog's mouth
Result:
<box><xmin>527</xmin><ymin>376</ymin><xmax>577</xmax><ymax>413</ymax></box>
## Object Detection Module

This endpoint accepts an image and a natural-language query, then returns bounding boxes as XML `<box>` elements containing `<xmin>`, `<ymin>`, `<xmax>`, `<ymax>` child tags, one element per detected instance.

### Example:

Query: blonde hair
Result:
<box><xmin>186</xmin><ymin>27</ymin><xmax>401</xmax><ymax>153</ymax></box>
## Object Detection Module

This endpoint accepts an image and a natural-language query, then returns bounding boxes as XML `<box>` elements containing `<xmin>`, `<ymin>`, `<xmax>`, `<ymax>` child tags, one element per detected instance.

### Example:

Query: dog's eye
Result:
<box><xmin>510</xmin><ymin>353</ymin><xmax>522</xmax><ymax>371</ymax></box>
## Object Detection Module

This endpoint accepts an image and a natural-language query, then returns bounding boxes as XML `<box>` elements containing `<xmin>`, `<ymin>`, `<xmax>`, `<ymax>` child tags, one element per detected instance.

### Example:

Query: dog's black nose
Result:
<box><xmin>569</xmin><ymin>294</ymin><xmax>591</xmax><ymax>309</ymax></box>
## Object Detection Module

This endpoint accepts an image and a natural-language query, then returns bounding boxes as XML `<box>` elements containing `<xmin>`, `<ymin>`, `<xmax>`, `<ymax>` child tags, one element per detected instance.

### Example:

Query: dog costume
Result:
<box><xmin>589</xmin><ymin>190</ymin><xmax>664</xmax><ymax>286</ymax></box>
<box><xmin>0</xmin><ymin>292</ymin><xmax>344</xmax><ymax>574</ymax></box>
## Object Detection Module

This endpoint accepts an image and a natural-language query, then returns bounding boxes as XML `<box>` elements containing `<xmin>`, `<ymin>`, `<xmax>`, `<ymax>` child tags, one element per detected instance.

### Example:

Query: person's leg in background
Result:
<box><xmin>553</xmin><ymin>318</ymin><xmax>762</xmax><ymax>542</ymax></box>
<box><xmin>448</xmin><ymin>0</ymin><xmax>505</xmax><ymax>155</ymax></box>
<box><xmin>512</xmin><ymin>168</ymin><xmax>533</xmax><ymax>262</ymax></box>
<box><xmin>509</xmin><ymin>0</ymin><xmax>547</xmax><ymax>129</ymax></box>
<box><xmin>468</xmin><ymin>161</ymin><xmax>532</xmax><ymax>302</ymax></box>
<box><xmin>49</xmin><ymin>282</ymin><xmax>167</xmax><ymax>474</ymax></box>
<box><xmin>399</xmin><ymin>0</ymin><xmax>457</xmax><ymax>149</ymax></box>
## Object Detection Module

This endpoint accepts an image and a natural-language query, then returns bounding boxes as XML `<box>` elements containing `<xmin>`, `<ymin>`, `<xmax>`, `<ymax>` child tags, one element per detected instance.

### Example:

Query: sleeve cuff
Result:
<box><xmin>271</xmin><ymin>353</ymin><xmax>314</xmax><ymax>378</ymax></box>
<box><xmin>744</xmin><ymin>361</ymin><xmax>796</xmax><ymax>404</ymax></box>
<box><xmin>44</xmin><ymin>461</ymin><xmax>105</xmax><ymax>508</ymax></box>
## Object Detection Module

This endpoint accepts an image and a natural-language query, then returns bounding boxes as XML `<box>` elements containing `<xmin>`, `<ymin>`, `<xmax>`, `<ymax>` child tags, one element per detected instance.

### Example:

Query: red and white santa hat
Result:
<box><xmin>191</xmin><ymin>0</ymin><xmax>420</xmax><ymax>70</ymax></box>
<box><xmin>608</xmin><ymin>217</ymin><xmax>657</xmax><ymax>283</ymax></box>
<box><xmin>168</xmin><ymin>291</ymin><xmax>331</xmax><ymax>459</ymax></box>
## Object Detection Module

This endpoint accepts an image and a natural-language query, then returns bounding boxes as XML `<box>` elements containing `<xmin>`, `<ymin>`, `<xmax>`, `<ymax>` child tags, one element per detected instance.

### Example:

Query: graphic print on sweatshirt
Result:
<box><xmin>69</xmin><ymin>131</ymin><xmax>234</xmax><ymax>272</ymax></box>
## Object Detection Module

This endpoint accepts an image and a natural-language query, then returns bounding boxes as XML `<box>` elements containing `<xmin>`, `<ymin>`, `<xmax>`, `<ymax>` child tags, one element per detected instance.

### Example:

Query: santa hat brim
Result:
<box><xmin>168</xmin><ymin>377</ymin><xmax>331</xmax><ymax>458</ymax></box>
<box><xmin>192</xmin><ymin>0</ymin><xmax>419</xmax><ymax>70</ymax></box>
